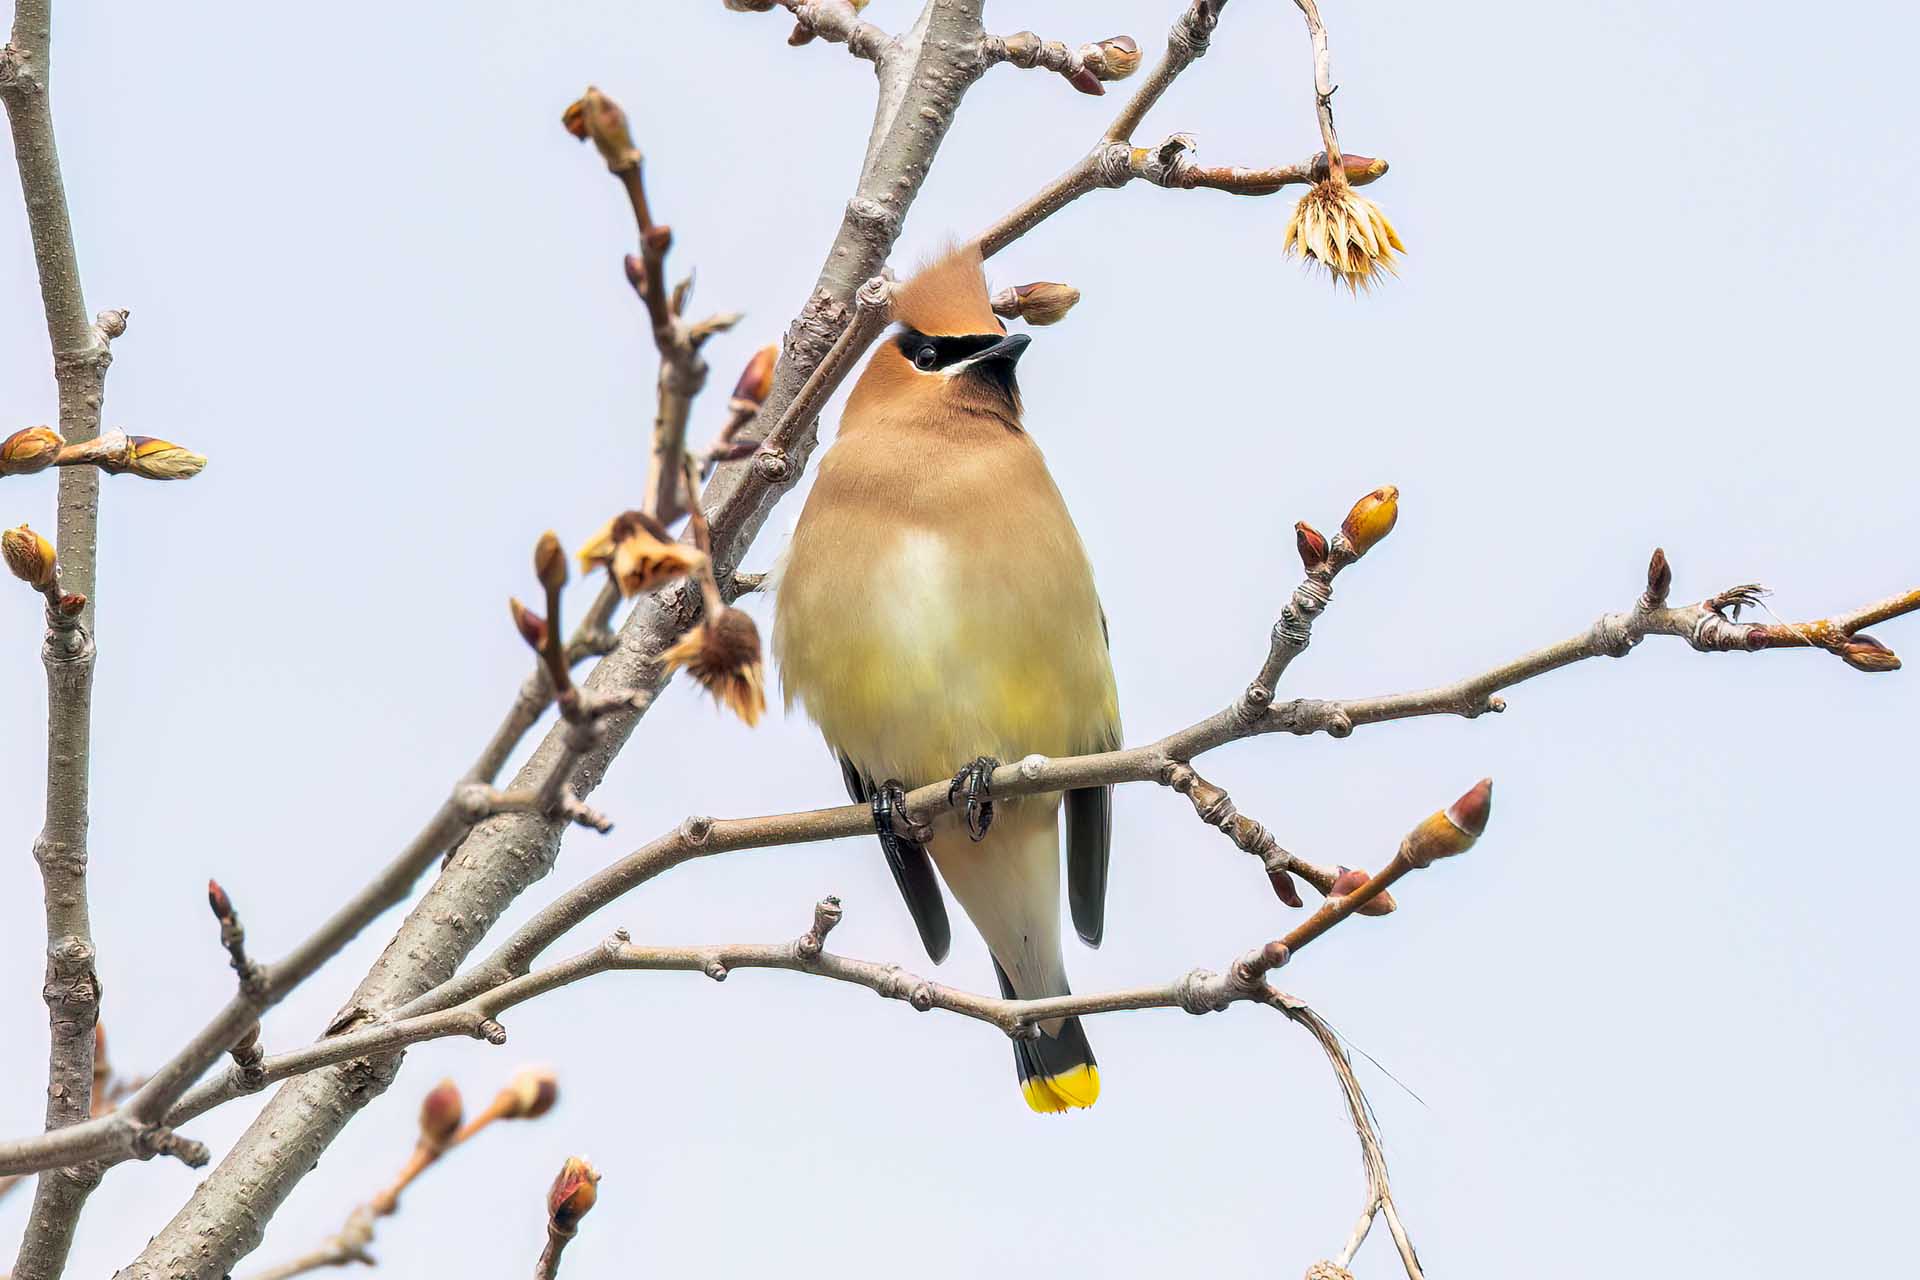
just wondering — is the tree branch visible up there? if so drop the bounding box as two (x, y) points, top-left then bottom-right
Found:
(3, 0), (119, 1270)
(110, 8), (995, 1274)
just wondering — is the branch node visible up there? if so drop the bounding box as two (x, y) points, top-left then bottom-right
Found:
(703, 958), (729, 982)
(679, 815), (714, 848)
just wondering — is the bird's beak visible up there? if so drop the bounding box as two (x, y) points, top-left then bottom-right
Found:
(963, 332), (1029, 398)
(974, 333), (1030, 369)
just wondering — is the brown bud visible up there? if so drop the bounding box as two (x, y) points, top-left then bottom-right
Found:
(232, 1022), (261, 1055)
(418, 1078), (464, 1147)
(1327, 867), (1396, 916)
(1294, 521), (1329, 573)
(1065, 65), (1105, 95)
(1332, 153), (1389, 186)
(93, 1021), (110, 1087)
(207, 878), (234, 924)
(1084, 35), (1141, 81)
(1839, 634), (1901, 673)
(1446, 777), (1494, 837)
(561, 86), (641, 172)
(662, 606), (767, 727)
(547, 1156), (601, 1233)
(729, 343), (779, 414)
(1340, 485), (1399, 557)
(1646, 547), (1672, 604)
(56, 593), (86, 618)
(509, 597), (549, 652)
(0, 425), (63, 476)
(3, 524), (56, 589)
(722, 0), (779, 11)
(124, 437), (208, 480)
(501, 1066), (559, 1120)
(1010, 281), (1081, 326)
(1267, 867), (1302, 909)
(534, 530), (568, 593)
(1402, 777), (1493, 868)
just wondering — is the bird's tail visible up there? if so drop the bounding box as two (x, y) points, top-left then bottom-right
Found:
(993, 958), (1099, 1113)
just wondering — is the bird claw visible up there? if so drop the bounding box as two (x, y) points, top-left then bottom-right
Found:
(946, 756), (1000, 842)
(872, 780), (927, 861)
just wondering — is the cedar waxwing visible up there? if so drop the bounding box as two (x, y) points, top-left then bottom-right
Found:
(774, 244), (1121, 1113)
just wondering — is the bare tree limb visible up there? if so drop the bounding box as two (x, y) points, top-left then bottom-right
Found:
(109, 9), (997, 1273)
(2, 0), (119, 1270)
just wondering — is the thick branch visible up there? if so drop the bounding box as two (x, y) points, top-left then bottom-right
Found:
(113, 6), (993, 1274)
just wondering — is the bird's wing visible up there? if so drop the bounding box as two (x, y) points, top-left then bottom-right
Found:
(1067, 613), (1120, 948)
(1066, 758), (1115, 949)
(838, 752), (953, 964)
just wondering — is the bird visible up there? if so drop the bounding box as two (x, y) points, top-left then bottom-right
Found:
(773, 243), (1120, 1113)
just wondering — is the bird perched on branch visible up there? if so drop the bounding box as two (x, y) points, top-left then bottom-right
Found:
(774, 244), (1120, 1113)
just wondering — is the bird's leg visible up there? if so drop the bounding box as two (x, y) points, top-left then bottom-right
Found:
(872, 780), (927, 861)
(946, 756), (1001, 842)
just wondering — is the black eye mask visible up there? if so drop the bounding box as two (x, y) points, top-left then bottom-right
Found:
(894, 328), (1004, 372)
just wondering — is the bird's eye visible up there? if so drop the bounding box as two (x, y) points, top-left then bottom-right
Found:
(913, 345), (938, 370)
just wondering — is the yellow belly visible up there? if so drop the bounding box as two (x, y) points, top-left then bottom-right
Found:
(776, 523), (1118, 788)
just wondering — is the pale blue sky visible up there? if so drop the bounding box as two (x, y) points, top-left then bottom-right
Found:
(4, 2), (1917, 1276)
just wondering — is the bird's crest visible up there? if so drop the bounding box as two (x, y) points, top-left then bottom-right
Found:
(892, 243), (1003, 338)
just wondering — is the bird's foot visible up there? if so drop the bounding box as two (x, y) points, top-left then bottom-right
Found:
(946, 756), (1001, 842)
(872, 779), (928, 860)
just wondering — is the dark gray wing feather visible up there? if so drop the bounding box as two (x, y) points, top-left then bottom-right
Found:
(837, 752), (952, 964)
(1066, 783), (1111, 948)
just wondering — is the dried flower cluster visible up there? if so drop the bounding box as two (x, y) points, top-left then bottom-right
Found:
(1283, 179), (1405, 292)
(578, 510), (705, 597)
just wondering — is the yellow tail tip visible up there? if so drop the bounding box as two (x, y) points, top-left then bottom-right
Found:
(1021, 1064), (1100, 1113)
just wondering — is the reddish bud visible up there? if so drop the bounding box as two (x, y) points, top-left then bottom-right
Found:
(509, 597), (549, 652)
(1267, 867), (1302, 908)
(1840, 634), (1901, 673)
(1646, 547), (1672, 603)
(1065, 66), (1105, 95)
(1328, 868), (1369, 897)
(56, 593), (86, 617)
(419, 1078), (464, 1147)
(1294, 521), (1329, 573)
(1446, 777), (1494, 838)
(547, 1156), (601, 1232)
(207, 878), (234, 923)
(729, 343), (779, 414)
(500, 1066), (559, 1120)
